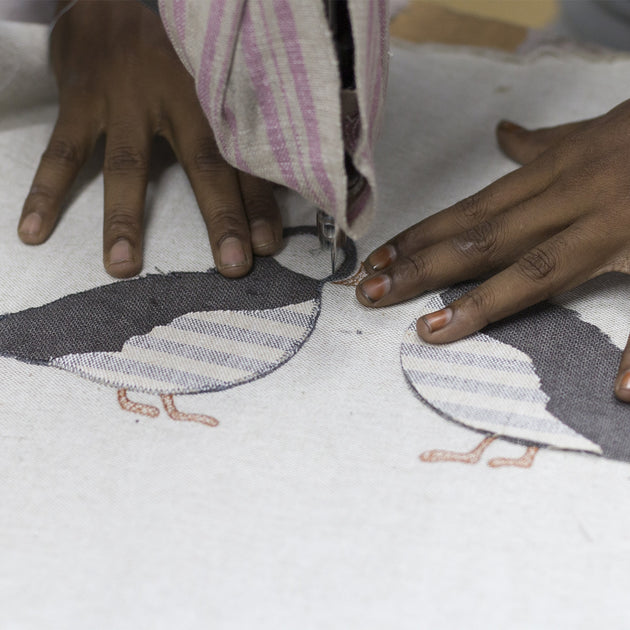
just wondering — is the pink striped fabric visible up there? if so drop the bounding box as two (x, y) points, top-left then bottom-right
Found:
(158, 0), (389, 238)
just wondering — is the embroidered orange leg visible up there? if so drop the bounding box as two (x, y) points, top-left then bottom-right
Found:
(333, 262), (368, 286)
(488, 446), (539, 469)
(160, 394), (219, 427)
(420, 435), (497, 464)
(117, 389), (160, 417)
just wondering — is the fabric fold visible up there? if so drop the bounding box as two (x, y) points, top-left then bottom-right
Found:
(158, 0), (389, 237)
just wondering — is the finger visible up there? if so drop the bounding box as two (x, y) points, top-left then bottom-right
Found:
(496, 119), (590, 165)
(414, 221), (614, 344)
(615, 336), (630, 403)
(102, 118), (151, 278)
(19, 115), (94, 244)
(357, 185), (576, 308)
(171, 114), (252, 278)
(238, 171), (283, 256)
(363, 151), (559, 274)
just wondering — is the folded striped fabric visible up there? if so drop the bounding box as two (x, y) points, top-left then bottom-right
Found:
(158, 0), (390, 237)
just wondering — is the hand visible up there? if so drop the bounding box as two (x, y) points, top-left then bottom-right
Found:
(356, 100), (630, 402)
(18, 0), (282, 278)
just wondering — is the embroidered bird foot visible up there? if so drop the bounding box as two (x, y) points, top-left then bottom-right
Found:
(420, 436), (497, 465)
(160, 394), (219, 427)
(420, 436), (538, 468)
(118, 388), (160, 417)
(488, 446), (539, 469)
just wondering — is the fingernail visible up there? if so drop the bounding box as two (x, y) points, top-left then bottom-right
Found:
(20, 213), (42, 236)
(498, 120), (524, 132)
(219, 237), (247, 267)
(422, 308), (453, 333)
(110, 239), (133, 264)
(618, 371), (630, 391)
(250, 221), (275, 249)
(366, 244), (396, 271)
(359, 274), (391, 303)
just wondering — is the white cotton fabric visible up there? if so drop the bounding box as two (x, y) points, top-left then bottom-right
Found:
(4, 20), (630, 630)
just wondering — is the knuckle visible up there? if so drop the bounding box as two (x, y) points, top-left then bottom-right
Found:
(548, 133), (585, 174)
(462, 287), (495, 323)
(398, 253), (431, 284)
(243, 192), (274, 218)
(26, 183), (55, 204)
(188, 139), (225, 174)
(517, 246), (558, 282)
(453, 221), (501, 259)
(24, 193), (53, 217)
(24, 182), (63, 217)
(42, 137), (83, 168)
(104, 206), (142, 236)
(106, 145), (148, 174)
(204, 204), (246, 233)
(559, 130), (585, 154)
(454, 191), (488, 227)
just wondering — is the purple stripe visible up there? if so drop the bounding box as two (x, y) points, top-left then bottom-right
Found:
(196, 0), (227, 116)
(376, 0), (389, 123)
(173, 0), (187, 43)
(214, 4), (247, 123)
(347, 182), (370, 224)
(367, 0), (381, 148)
(241, 5), (300, 191)
(54, 353), (228, 394)
(196, 1), (246, 153)
(223, 105), (247, 171)
(258, 4), (322, 205)
(273, 0), (338, 209)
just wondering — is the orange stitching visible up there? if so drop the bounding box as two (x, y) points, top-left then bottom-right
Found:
(118, 388), (160, 418)
(488, 446), (539, 469)
(160, 394), (219, 427)
(333, 262), (368, 287)
(421, 436), (538, 469)
(420, 435), (496, 464)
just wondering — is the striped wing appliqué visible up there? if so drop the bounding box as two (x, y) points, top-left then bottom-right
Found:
(52, 300), (319, 395)
(400, 296), (601, 454)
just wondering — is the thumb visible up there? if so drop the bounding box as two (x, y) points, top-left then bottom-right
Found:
(496, 119), (589, 165)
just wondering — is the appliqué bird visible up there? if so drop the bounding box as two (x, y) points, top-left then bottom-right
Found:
(401, 280), (630, 468)
(0, 226), (356, 426)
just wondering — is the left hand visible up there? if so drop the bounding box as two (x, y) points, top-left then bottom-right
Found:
(18, 0), (282, 279)
(356, 100), (630, 402)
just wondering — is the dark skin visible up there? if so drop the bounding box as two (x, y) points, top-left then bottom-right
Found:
(18, 1), (630, 404)
(18, 0), (283, 278)
(357, 102), (630, 403)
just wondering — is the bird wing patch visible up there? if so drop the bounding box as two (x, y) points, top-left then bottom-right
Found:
(401, 294), (602, 455)
(51, 299), (320, 395)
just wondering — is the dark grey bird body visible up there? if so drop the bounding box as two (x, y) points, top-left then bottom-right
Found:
(0, 255), (322, 364)
(438, 283), (630, 463)
(0, 226), (357, 400)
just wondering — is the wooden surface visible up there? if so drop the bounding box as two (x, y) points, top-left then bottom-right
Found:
(391, 0), (558, 51)
(419, 0), (557, 27)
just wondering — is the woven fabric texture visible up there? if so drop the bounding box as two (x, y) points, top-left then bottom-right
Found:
(157, 0), (390, 237)
(3, 19), (630, 630)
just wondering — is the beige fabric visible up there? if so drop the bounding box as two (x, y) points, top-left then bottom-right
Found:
(158, 0), (390, 237)
(2, 19), (630, 630)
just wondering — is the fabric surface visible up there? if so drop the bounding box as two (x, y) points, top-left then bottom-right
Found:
(0, 226), (357, 396)
(5, 19), (630, 630)
(401, 308), (604, 454)
(157, 0), (389, 237)
(402, 279), (630, 459)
